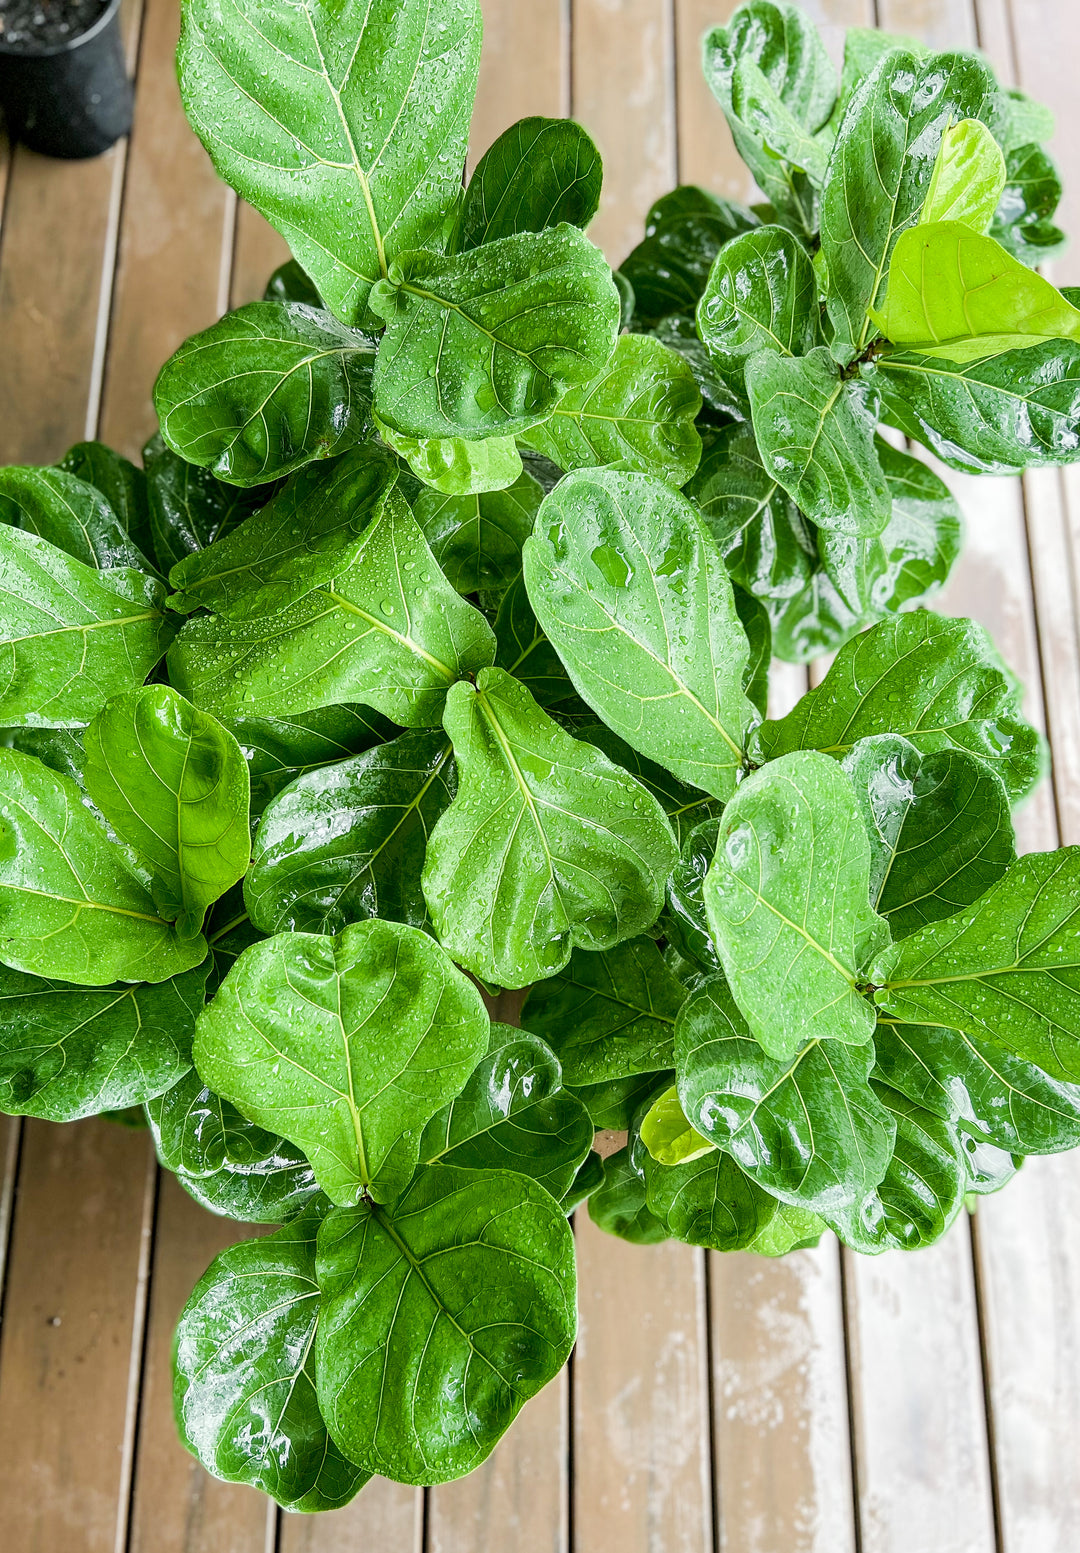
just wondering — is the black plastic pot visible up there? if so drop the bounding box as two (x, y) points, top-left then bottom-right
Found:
(0, 0), (132, 159)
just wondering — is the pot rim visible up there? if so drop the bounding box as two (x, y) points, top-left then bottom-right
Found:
(0, 0), (123, 60)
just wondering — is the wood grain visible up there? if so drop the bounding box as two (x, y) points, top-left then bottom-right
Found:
(279, 1480), (423, 1553)
(230, 206), (290, 311)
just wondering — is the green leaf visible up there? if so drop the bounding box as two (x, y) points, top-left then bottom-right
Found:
(0, 727), (86, 790)
(861, 435), (962, 609)
(640, 1085), (716, 1165)
(751, 611), (1045, 804)
(676, 975), (895, 1212)
(830, 30), (924, 133)
(368, 227), (620, 441)
(734, 584), (772, 716)
(455, 116), (602, 250)
(142, 434), (274, 573)
(873, 849), (1080, 1084)
(245, 728), (456, 935)
(177, 0), (482, 325)
(423, 668), (677, 987)
(169, 492), (496, 726)
(919, 119), (1005, 232)
(746, 347), (890, 535)
(621, 186), (760, 325)
(562, 1149), (604, 1212)
(588, 1146), (669, 1244)
(168, 1142), (320, 1227)
(0, 527), (173, 727)
(960, 1129), (1019, 1197)
(58, 441), (153, 560)
(871, 223), (1080, 362)
(664, 817), (723, 976)
(570, 720), (721, 849)
(644, 1146), (779, 1251)
(0, 962), (206, 1121)
(521, 937), (686, 1085)
(413, 468), (542, 594)
(521, 333), (702, 485)
(376, 419), (524, 496)
(872, 1018), (1080, 1158)
(685, 420), (798, 549)
(148, 1066), (302, 1177)
(744, 1201), (825, 1256)
(0, 465), (149, 572)
(990, 142), (1067, 267)
(168, 449), (398, 618)
(419, 1022), (593, 1197)
(1000, 87), (1054, 153)
(174, 1200), (368, 1510)
(84, 687), (250, 938)
(820, 47), (1001, 350)
(842, 735), (1015, 939)
(730, 59), (833, 187)
(154, 303), (377, 485)
(0, 749), (208, 985)
(193, 919), (489, 1205)
(264, 260), (323, 309)
(697, 226), (818, 386)
(226, 704), (395, 818)
(315, 1164), (576, 1484)
(652, 313), (746, 418)
(569, 1070), (673, 1131)
(877, 338), (1080, 475)
(704, 750), (888, 1060)
(492, 573), (579, 709)
(524, 466), (757, 800)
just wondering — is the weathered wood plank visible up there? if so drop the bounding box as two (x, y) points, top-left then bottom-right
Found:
(230, 206), (290, 310)
(279, 1481), (423, 1553)
(1007, 0), (1080, 286)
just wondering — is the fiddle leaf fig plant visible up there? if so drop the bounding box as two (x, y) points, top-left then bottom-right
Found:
(5, 0), (1080, 1515)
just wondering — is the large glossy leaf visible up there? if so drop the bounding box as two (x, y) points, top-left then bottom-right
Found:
(729, 58), (833, 189)
(521, 937), (687, 1085)
(842, 735), (1015, 939)
(664, 817), (723, 975)
(819, 48), (1000, 350)
(521, 334), (702, 485)
(376, 419), (523, 497)
(168, 450), (397, 618)
(368, 227), (620, 440)
(245, 728), (455, 935)
(142, 434), (274, 573)
(644, 1146), (779, 1251)
(0, 962), (206, 1121)
(0, 465), (148, 572)
(874, 849), (1080, 1083)
(455, 116), (602, 250)
(639, 1085), (717, 1166)
(877, 338), (1080, 474)
(685, 419), (798, 549)
(419, 1023), (592, 1197)
(620, 186), (760, 325)
(58, 441), (153, 560)
(413, 468), (542, 594)
(697, 226), (818, 384)
(752, 611), (1045, 803)
(174, 1201), (368, 1510)
(0, 749), (208, 985)
(194, 919), (489, 1205)
(571, 720), (721, 850)
(226, 704), (395, 818)
(524, 467), (756, 800)
(169, 492), (495, 726)
(155, 304), (378, 486)
(84, 687), (249, 938)
(172, 1147), (320, 1225)
(422, 668), (677, 987)
(704, 750), (888, 1060)
(872, 223), (1080, 362)
(919, 119), (1005, 232)
(316, 1166), (575, 1484)
(0, 527), (173, 727)
(589, 1146), (669, 1244)
(746, 347), (890, 535)
(990, 142), (1067, 267)
(177, 0), (481, 325)
(677, 975), (894, 1212)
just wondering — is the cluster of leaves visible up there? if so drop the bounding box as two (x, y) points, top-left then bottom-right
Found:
(2, 0), (1080, 1518)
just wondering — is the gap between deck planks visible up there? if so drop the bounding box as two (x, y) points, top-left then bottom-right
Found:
(1, 2), (1080, 1552)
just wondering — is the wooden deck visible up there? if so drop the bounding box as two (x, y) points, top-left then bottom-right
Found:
(1, 1), (1079, 1549)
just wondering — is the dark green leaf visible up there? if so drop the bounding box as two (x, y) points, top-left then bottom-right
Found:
(492, 573), (579, 709)
(733, 583), (772, 716)
(570, 720), (721, 850)
(414, 468), (542, 594)
(58, 441), (153, 560)
(142, 433), (274, 573)
(455, 116), (602, 250)
(148, 1066), (301, 1177)
(664, 817), (723, 975)
(990, 142), (1066, 267)
(568, 1070), (673, 1131)
(0, 464), (150, 573)
(170, 1145), (320, 1227)
(621, 186), (760, 326)
(562, 1149), (604, 1213)
(227, 704), (396, 818)
(644, 1147), (778, 1251)
(264, 260), (323, 309)
(686, 419), (801, 550)
(588, 1146), (669, 1243)
(697, 225), (818, 384)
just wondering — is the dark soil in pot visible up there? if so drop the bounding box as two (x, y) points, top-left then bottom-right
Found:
(0, 0), (132, 158)
(0, 0), (108, 50)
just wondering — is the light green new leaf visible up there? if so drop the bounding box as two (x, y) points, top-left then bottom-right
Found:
(414, 468), (542, 594)
(644, 1146), (779, 1251)
(588, 1147), (669, 1244)
(520, 937), (687, 1085)
(0, 465), (149, 572)
(169, 492), (496, 726)
(872, 223), (1080, 362)
(422, 668), (677, 988)
(455, 116), (602, 250)
(376, 418), (523, 496)
(315, 1166), (576, 1485)
(620, 186), (761, 325)
(676, 975), (895, 1212)
(245, 729), (456, 935)
(697, 226), (818, 383)
(0, 526), (173, 727)
(746, 347), (891, 535)
(820, 48), (1001, 350)
(177, 0), (481, 325)
(168, 450), (398, 618)
(523, 467), (757, 800)
(174, 1201), (368, 1511)
(419, 1023), (593, 1198)
(193, 919), (489, 1205)
(752, 611), (1045, 804)
(873, 848), (1080, 1083)
(84, 686), (250, 938)
(368, 226), (620, 440)
(919, 119), (1005, 232)
(0, 962), (207, 1121)
(155, 303), (378, 486)
(521, 333), (702, 485)
(640, 1085), (716, 1166)
(704, 750), (889, 1060)
(0, 749), (208, 985)
(226, 704), (395, 819)
(842, 735), (1015, 939)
